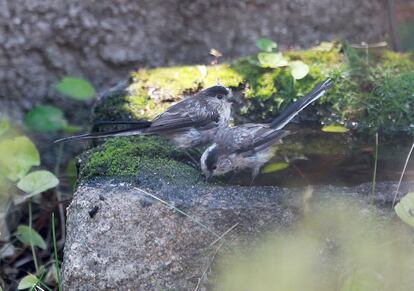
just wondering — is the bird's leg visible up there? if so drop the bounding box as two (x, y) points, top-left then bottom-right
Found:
(189, 147), (202, 156)
(249, 167), (261, 186)
(184, 150), (201, 169)
(228, 171), (238, 184)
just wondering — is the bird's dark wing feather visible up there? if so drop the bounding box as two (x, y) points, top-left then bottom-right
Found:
(217, 124), (272, 151)
(148, 97), (221, 132)
(239, 129), (290, 157)
(217, 124), (288, 155)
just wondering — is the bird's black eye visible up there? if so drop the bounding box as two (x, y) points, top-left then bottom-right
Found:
(216, 94), (223, 100)
(212, 165), (217, 170)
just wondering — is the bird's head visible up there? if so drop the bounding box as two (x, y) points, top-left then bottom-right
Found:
(201, 85), (234, 103)
(201, 144), (234, 178)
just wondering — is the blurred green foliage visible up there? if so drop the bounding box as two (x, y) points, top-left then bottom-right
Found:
(216, 199), (414, 291)
(55, 76), (96, 101)
(24, 105), (68, 133)
(24, 76), (95, 134)
(255, 38), (309, 80)
(395, 192), (414, 228)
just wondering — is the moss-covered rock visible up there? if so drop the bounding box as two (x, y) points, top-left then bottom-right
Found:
(78, 136), (202, 185)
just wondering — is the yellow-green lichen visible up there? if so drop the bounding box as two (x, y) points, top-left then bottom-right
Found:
(122, 64), (244, 120)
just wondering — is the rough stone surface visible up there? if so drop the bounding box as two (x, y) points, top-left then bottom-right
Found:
(62, 176), (414, 290)
(1, 0), (391, 116)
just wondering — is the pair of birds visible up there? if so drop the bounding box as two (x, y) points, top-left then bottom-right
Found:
(56, 78), (333, 181)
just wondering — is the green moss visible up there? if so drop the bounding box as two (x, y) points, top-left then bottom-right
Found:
(79, 136), (201, 183)
(228, 47), (343, 121)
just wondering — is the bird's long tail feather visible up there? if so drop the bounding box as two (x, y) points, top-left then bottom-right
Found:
(54, 121), (152, 143)
(93, 120), (152, 127)
(270, 78), (333, 130)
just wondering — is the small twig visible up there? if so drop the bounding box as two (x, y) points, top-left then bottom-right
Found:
(195, 224), (239, 291)
(54, 143), (66, 242)
(209, 223), (239, 247)
(133, 187), (221, 239)
(194, 240), (227, 291)
(28, 199), (39, 273)
(51, 213), (62, 291)
(392, 142), (414, 207)
(371, 133), (379, 199)
(350, 42), (387, 49)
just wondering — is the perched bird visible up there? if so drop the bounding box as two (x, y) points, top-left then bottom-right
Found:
(200, 78), (333, 182)
(55, 85), (234, 149)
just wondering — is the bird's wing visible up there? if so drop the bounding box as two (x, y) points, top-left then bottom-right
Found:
(222, 124), (289, 155)
(217, 124), (272, 152)
(149, 97), (221, 132)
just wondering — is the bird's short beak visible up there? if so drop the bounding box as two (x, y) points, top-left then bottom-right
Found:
(228, 93), (237, 103)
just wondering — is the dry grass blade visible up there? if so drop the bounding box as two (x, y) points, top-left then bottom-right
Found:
(194, 224), (239, 291)
(209, 223), (239, 248)
(392, 141), (414, 207)
(133, 187), (221, 239)
(194, 240), (226, 291)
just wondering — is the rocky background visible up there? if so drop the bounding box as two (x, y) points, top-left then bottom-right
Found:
(3, 0), (412, 120)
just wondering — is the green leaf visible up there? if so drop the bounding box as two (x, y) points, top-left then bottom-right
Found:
(17, 170), (59, 196)
(340, 269), (383, 291)
(0, 136), (40, 181)
(289, 61), (310, 80)
(322, 125), (349, 133)
(395, 192), (414, 228)
(16, 225), (47, 250)
(0, 118), (9, 137)
(55, 76), (96, 100)
(261, 162), (289, 174)
(258, 52), (288, 68)
(24, 105), (68, 133)
(256, 38), (277, 52)
(18, 274), (39, 290)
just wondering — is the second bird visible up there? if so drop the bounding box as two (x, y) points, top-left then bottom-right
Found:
(200, 78), (333, 182)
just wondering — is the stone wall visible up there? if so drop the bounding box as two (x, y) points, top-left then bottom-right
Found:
(0, 0), (391, 118)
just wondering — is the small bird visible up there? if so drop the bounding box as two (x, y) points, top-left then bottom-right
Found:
(55, 85), (234, 149)
(200, 78), (333, 182)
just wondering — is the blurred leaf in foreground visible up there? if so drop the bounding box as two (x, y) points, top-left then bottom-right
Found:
(17, 170), (59, 197)
(289, 61), (309, 80)
(340, 269), (384, 291)
(16, 225), (47, 250)
(55, 76), (96, 100)
(395, 192), (414, 228)
(17, 274), (38, 290)
(258, 52), (288, 68)
(24, 105), (68, 133)
(0, 136), (40, 181)
(216, 200), (414, 291)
